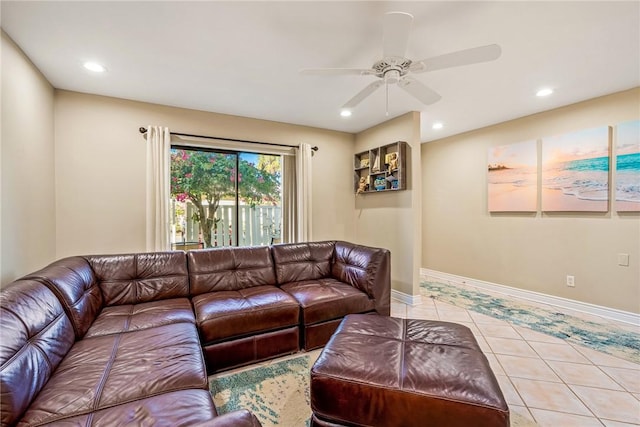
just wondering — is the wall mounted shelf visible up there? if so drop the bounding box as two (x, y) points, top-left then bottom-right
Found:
(354, 141), (407, 194)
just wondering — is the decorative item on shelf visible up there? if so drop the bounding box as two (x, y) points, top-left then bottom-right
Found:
(356, 177), (367, 194)
(386, 152), (398, 171)
(360, 158), (370, 168)
(386, 174), (398, 189)
(372, 153), (380, 172)
(374, 175), (386, 191)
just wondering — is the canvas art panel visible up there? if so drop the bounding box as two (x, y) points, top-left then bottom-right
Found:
(487, 140), (537, 212)
(541, 126), (610, 212)
(615, 120), (640, 212)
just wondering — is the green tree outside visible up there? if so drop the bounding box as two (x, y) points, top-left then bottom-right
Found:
(171, 148), (280, 248)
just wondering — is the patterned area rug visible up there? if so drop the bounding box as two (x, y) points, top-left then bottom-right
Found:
(420, 280), (640, 364)
(209, 352), (537, 427)
(210, 354), (314, 427)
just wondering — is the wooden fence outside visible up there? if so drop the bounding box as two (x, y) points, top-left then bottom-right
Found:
(172, 202), (281, 248)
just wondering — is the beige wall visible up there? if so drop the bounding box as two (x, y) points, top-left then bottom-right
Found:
(1, 32), (56, 285)
(422, 88), (640, 313)
(355, 112), (422, 295)
(54, 90), (355, 258)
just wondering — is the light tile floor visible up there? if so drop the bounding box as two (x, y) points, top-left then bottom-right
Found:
(392, 294), (640, 426)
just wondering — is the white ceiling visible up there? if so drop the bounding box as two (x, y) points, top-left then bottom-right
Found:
(2, 1), (639, 142)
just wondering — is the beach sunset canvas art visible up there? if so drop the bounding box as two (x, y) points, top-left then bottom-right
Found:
(542, 126), (610, 212)
(487, 140), (537, 212)
(615, 120), (640, 212)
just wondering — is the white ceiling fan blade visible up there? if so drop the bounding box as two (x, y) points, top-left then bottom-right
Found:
(383, 11), (413, 58)
(398, 76), (441, 105)
(410, 44), (502, 73)
(300, 68), (376, 76)
(342, 80), (384, 109)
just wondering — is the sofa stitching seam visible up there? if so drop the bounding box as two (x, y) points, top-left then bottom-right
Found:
(92, 334), (122, 411)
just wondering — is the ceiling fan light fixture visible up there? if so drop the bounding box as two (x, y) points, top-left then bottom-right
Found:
(340, 109), (352, 117)
(384, 69), (401, 84)
(536, 88), (553, 97)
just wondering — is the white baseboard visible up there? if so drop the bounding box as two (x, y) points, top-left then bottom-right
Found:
(391, 289), (423, 306)
(421, 268), (640, 326)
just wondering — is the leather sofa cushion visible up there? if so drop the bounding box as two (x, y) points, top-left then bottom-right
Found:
(271, 241), (334, 284)
(87, 252), (189, 306)
(23, 390), (218, 427)
(24, 256), (102, 339)
(332, 241), (385, 299)
(0, 280), (76, 427)
(280, 278), (375, 325)
(193, 285), (299, 343)
(332, 241), (391, 316)
(19, 322), (207, 425)
(84, 297), (195, 338)
(188, 246), (276, 294)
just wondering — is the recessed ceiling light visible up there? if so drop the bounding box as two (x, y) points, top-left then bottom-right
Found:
(340, 110), (352, 117)
(432, 122), (443, 130)
(83, 62), (106, 73)
(536, 88), (553, 97)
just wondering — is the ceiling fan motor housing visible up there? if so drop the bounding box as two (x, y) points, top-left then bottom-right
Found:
(374, 57), (411, 84)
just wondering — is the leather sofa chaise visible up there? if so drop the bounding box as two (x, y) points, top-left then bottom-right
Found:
(0, 241), (391, 426)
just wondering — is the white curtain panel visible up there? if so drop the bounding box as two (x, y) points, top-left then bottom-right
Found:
(296, 143), (313, 242)
(145, 125), (171, 251)
(281, 155), (297, 243)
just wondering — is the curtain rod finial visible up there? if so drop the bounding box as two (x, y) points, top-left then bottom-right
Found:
(139, 127), (147, 134)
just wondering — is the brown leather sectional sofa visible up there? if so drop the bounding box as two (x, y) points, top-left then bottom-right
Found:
(0, 241), (390, 426)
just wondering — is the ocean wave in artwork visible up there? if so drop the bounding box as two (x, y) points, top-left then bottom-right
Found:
(616, 152), (640, 203)
(543, 156), (610, 202)
(487, 166), (536, 188)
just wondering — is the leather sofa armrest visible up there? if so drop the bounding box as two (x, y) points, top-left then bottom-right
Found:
(331, 241), (391, 316)
(189, 410), (262, 427)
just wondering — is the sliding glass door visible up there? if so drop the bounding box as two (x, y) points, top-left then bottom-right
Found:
(170, 146), (281, 249)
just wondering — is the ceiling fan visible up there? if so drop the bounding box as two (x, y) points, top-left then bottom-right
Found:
(301, 12), (502, 114)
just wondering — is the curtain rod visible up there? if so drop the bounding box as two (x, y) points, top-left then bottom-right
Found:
(138, 127), (318, 152)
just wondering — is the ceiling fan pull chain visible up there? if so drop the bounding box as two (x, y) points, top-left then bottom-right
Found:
(385, 76), (389, 116)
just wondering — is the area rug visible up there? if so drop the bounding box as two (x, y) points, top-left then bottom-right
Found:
(209, 353), (537, 427)
(420, 280), (640, 364)
(210, 354), (314, 427)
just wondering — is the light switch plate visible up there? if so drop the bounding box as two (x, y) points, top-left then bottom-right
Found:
(618, 253), (630, 267)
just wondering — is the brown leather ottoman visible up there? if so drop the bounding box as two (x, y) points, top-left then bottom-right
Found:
(310, 314), (509, 427)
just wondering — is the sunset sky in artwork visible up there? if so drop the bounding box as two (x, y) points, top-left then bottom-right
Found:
(542, 127), (610, 164)
(617, 120), (640, 155)
(488, 140), (537, 168)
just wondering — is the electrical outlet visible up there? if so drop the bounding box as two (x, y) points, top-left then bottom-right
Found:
(618, 253), (630, 267)
(566, 275), (575, 287)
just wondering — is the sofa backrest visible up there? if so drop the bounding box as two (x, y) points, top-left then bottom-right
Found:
(271, 241), (335, 285)
(0, 280), (76, 427)
(187, 246), (276, 295)
(24, 256), (102, 339)
(86, 252), (190, 306)
(332, 241), (391, 315)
